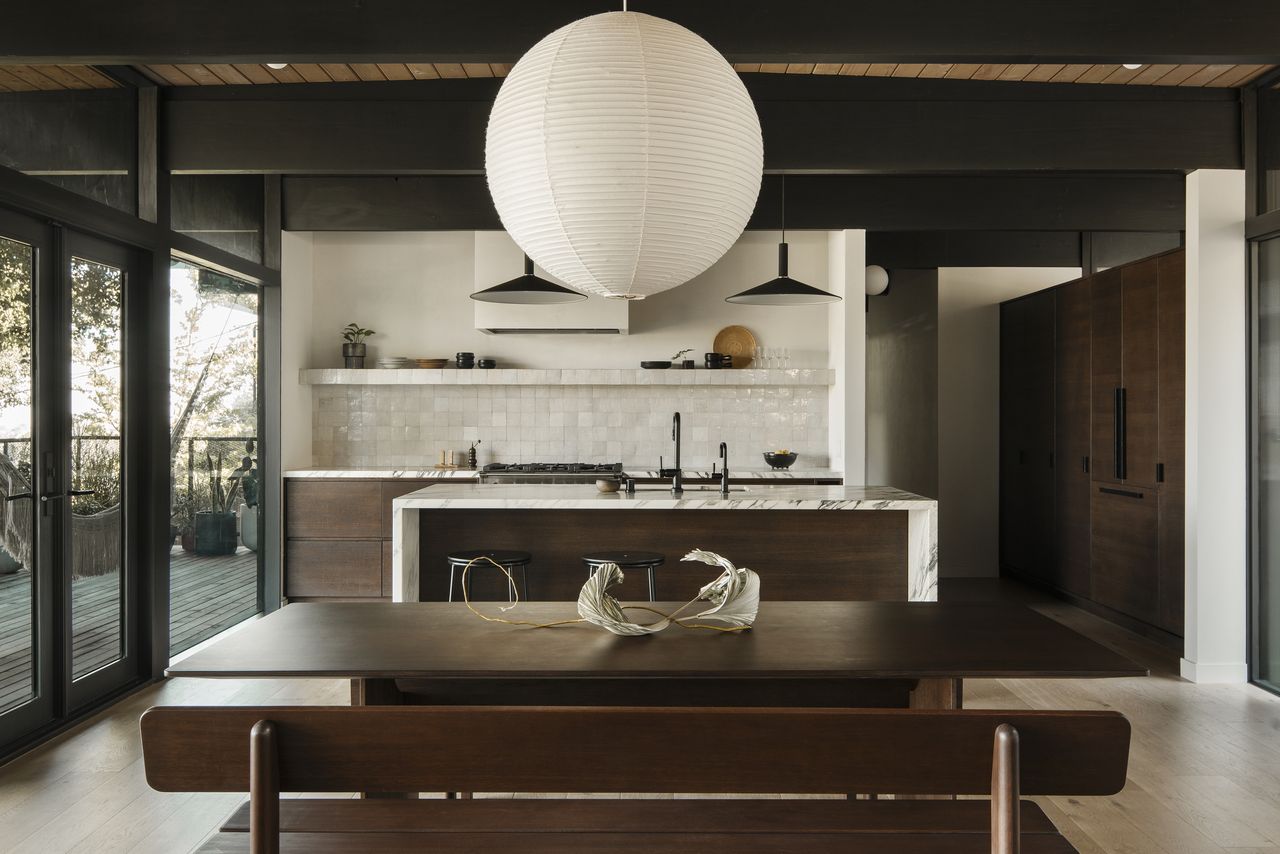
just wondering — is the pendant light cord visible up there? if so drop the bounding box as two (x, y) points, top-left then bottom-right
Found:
(780, 174), (787, 243)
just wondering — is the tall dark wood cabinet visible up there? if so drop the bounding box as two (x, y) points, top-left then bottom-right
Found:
(999, 290), (1056, 584)
(1000, 249), (1185, 640)
(1053, 278), (1093, 598)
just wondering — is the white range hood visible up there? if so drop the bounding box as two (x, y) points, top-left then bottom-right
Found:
(473, 232), (629, 334)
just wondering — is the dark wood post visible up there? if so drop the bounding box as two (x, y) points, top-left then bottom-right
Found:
(990, 723), (1020, 854)
(249, 720), (280, 854)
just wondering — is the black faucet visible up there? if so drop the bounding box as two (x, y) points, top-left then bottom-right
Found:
(671, 412), (684, 495)
(719, 441), (730, 497)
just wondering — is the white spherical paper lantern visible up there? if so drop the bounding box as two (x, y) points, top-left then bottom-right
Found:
(485, 11), (764, 300)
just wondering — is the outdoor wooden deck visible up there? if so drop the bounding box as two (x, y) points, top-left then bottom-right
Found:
(0, 547), (257, 713)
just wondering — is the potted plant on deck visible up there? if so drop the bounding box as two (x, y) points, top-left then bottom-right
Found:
(342, 323), (375, 368)
(194, 450), (242, 556)
(173, 494), (197, 553)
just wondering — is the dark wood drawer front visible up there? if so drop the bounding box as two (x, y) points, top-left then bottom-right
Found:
(381, 480), (438, 538)
(287, 540), (382, 598)
(286, 480), (381, 539)
(1091, 486), (1159, 626)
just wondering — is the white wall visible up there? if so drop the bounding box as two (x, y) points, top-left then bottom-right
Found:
(305, 230), (831, 369)
(280, 231), (314, 470)
(1183, 169), (1248, 684)
(828, 230), (867, 483)
(937, 266), (1082, 577)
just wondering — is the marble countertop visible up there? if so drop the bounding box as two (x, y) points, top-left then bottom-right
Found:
(285, 467), (840, 480)
(393, 483), (934, 511)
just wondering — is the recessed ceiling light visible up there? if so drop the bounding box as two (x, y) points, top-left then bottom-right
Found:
(266, 63), (289, 70)
(1122, 63), (1143, 70)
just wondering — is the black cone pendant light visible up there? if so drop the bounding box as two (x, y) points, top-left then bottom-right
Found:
(726, 177), (842, 306)
(471, 255), (587, 304)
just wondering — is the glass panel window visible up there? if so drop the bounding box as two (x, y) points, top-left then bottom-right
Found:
(169, 260), (261, 655)
(0, 235), (36, 712)
(68, 256), (125, 680)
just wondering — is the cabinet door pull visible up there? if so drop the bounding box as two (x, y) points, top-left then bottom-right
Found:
(1100, 486), (1144, 499)
(1156, 462), (1165, 483)
(1112, 388), (1122, 479)
(1083, 456), (1090, 473)
(1118, 387), (1128, 480)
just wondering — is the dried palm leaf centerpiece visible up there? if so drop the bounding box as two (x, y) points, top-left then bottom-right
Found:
(460, 549), (760, 636)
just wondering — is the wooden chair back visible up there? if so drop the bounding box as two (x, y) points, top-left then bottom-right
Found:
(142, 705), (1129, 796)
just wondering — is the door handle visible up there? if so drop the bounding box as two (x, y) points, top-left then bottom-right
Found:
(1100, 486), (1144, 499)
(1117, 387), (1128, 480)
(1112, 388), (1122, 479)
(40, 489), (96, 503)
(4, 492), (32, 502)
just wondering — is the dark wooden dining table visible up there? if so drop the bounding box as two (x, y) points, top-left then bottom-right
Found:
(167, 600), (1146, 711)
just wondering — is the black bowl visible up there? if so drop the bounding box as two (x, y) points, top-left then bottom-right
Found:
(640, 360), (672, 369)
(763, 452), (798, 469)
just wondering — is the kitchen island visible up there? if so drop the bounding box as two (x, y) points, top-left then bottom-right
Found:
(392, 484), (936, 604)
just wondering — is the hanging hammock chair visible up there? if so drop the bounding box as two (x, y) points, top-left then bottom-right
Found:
(1, 452), (122, 579)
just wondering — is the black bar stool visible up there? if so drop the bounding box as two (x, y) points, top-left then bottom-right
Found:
(446, 549), (532, 603)
(581, 551), (665, 602)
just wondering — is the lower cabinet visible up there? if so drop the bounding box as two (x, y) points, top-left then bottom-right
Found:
(1090, 485), (1160, 627)
(285, 478), (454, 601)
(286, 540), (383, 598)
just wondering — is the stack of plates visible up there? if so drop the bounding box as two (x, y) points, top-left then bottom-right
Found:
(415, 358), (449, 368)
(375, 357), (411, 369)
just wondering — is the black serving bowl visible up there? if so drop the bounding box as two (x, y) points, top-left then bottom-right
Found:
(640, 360), (672, 369)
(763, 451), (799, 469)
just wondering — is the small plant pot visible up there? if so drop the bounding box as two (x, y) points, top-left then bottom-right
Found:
(194, 511), (239, 556)
(180, 529), (196, 554)
(342, 342), (367, 369)
(240, 505), (259, 553)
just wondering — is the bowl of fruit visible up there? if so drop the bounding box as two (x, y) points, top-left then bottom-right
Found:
(762, 450), (798, 469)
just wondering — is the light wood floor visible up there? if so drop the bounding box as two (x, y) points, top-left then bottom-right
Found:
(1, 580), (1278, 854)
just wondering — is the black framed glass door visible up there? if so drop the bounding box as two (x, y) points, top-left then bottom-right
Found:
(0, 209), (142, 750)
(1254, 234), (1280, 695)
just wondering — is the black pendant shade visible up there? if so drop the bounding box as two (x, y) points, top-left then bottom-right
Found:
(726, 242), (842, 305)
(471, 255), (587, 304)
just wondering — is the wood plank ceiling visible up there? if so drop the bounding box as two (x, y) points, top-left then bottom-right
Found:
(0, 61), (1273, 92)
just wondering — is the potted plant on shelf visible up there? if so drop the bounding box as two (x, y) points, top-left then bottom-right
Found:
(342, 323), (375, 368)
(194, 449), (242, 556)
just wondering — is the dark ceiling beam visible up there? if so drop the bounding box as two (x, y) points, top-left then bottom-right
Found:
(4, 1), (1280, 64)
(165, 76), (1240, 174)
(282, 173), (1185, 233)
(866, 230), (1183, 269)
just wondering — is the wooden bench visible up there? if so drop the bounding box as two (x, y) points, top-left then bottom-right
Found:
(140, 705), (1131, 853)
